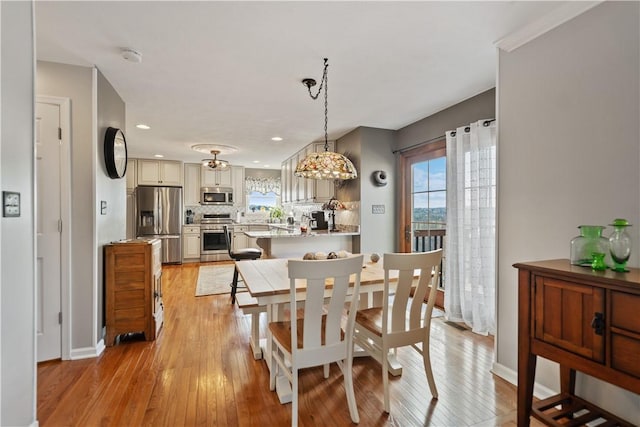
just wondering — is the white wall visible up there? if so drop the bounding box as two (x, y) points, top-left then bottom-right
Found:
(1, 2), (37, 425)
(497, 2), (639, 421)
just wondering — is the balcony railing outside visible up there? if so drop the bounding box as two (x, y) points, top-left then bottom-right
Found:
(412, 223), (446, 288)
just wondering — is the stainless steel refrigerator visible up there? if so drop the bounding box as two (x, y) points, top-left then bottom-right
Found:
(136, 186), (183, 264)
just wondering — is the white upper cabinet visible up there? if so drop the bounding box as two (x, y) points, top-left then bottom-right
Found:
(137, 159), (183, 186)
(125, 158), (137, 190)
(231, 166), (245, 207)
(201, 166), (232, 187)
(183, 163), (201, 206)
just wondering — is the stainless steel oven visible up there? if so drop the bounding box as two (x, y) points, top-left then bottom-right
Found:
(200, 214), (232, 262)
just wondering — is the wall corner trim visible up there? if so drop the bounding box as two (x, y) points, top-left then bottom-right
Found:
(495, 1), (603, 52)
(69, 339), (105, 360)
(491, 362), (557, 400)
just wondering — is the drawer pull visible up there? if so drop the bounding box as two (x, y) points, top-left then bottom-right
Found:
(591, 312), (604, 335)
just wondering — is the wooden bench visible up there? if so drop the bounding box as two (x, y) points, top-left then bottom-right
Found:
(235, 292), (266, 359)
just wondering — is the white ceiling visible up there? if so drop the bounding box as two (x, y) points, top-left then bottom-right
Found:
(35, 1), (567, 168)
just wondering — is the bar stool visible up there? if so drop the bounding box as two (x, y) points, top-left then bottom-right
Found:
(223, 225), (261, 304)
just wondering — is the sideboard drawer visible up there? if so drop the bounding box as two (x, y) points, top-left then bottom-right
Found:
(611, 291), (640, 333)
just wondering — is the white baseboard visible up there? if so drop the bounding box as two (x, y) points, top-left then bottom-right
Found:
(492, 362), (556, 400)
(69, 339), (105, 360)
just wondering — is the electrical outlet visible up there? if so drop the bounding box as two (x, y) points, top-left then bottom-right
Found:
(372, 204), (385, 214)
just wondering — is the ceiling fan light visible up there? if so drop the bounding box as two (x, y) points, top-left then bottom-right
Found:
(202, 150), (230, 169)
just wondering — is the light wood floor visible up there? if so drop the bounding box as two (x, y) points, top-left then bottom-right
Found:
(38, 262), (543, 426)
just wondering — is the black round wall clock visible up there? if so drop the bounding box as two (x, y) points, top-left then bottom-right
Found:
(104, 127), (128, 179)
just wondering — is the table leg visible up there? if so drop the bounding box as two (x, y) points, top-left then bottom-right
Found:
(265, 302), (292, 404)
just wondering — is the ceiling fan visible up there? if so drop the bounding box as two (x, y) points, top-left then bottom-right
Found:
(201, 150), (229, 169)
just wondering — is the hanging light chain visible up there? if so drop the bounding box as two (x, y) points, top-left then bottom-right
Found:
(323, 59), (329, 152)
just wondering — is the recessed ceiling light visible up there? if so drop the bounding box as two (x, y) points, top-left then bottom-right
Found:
(252, 160), (260, 164)
(263, 165), (270, 168)
(136, 124), (150, 130)
(271, 137), (283, 141)
(154, 154), (164, 158)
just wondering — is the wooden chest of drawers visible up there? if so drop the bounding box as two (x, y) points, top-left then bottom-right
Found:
(514, 259), (639, 426)
(104, 238), (163, 346)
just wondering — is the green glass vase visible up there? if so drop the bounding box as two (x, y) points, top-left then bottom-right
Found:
(570, 225), (608, 267)
(609, 218), (632, 272)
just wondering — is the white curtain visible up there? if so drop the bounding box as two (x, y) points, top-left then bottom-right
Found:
(444, 120), (496, 335)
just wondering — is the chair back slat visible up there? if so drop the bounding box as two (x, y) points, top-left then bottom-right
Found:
(383, 250), (442, 334)
(288, 255), (364, 357)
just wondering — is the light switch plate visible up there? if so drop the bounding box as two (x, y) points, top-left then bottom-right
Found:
(100, 200), (107, 215)
(372, 204), (385, 214)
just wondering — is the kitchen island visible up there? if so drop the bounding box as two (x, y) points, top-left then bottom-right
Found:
(245, 225), (359, 259)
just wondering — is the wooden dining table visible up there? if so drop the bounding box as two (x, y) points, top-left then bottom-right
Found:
(235, 255), (406, 404)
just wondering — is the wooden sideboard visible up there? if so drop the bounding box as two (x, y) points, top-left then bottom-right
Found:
(514, 259), (639, 427)
(105, 238), (163, 346)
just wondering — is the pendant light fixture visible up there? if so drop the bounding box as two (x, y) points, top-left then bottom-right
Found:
(201, 150), (229, 169)
(295, 58), (357, 180)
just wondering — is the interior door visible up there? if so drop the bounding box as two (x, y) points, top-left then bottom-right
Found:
(36, 101), (62, 361)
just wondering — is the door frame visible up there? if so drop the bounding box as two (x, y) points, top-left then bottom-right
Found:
(36, 95), (72, 360)
(399, 139), (446, 309)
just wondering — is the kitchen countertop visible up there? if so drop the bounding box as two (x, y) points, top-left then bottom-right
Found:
(245, 226), (359, 239)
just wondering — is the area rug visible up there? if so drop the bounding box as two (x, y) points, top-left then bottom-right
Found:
(195, 265), (245, 297)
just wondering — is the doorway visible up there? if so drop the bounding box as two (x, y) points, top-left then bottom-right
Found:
(399, 139), (446, 307)
(35, 96), (71, 361)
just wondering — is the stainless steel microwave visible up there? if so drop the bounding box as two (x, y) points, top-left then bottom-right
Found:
(201, 187), (233, 205)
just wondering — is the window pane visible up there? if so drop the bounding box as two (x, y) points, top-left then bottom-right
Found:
(428, 191), (446, 229)
(412, 161), (429, 193)
(248, 191), (278, 212)
(429, 157), (446, 191)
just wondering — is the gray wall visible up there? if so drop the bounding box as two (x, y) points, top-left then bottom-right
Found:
(245, 168), (281, 180)
(1, 2), (37, 425)
(37, 61), (96, 351)
(96, 69), (126, 338)
(396, 88), (495, 151)
(497, 2), (639, 421)
(37, 62), (126, 354)
(337, 127), (396, 253)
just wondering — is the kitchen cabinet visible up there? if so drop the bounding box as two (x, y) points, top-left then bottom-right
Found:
(514, 259), (638, 427)
(281, 162), (289, 203)
(231, 166), (245, 207)
(232, 224), (268, 252)
(126, 189), (136, 239)
(182, 225), (201, 261)
(183, 163), (201, 206)
(137, 159), (182, 186)
(126, 158), (137, 190)
(201, 166), (231, 187)
(104, 238), (163, 346)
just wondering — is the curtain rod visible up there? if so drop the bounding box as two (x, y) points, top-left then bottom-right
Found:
(393, 119), (496, 154)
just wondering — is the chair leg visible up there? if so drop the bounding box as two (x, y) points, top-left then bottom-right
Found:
(344, 357), (360, 423)
(323, 363), (330, 379)
(230, 266), (239, 304)
(423, 336), (438, 399)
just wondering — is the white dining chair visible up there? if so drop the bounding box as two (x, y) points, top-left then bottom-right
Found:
(353, 250), (442, 413)
(268, 255), (364, 426)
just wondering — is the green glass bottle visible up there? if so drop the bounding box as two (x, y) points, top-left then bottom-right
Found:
(609, 218), (632, 272)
